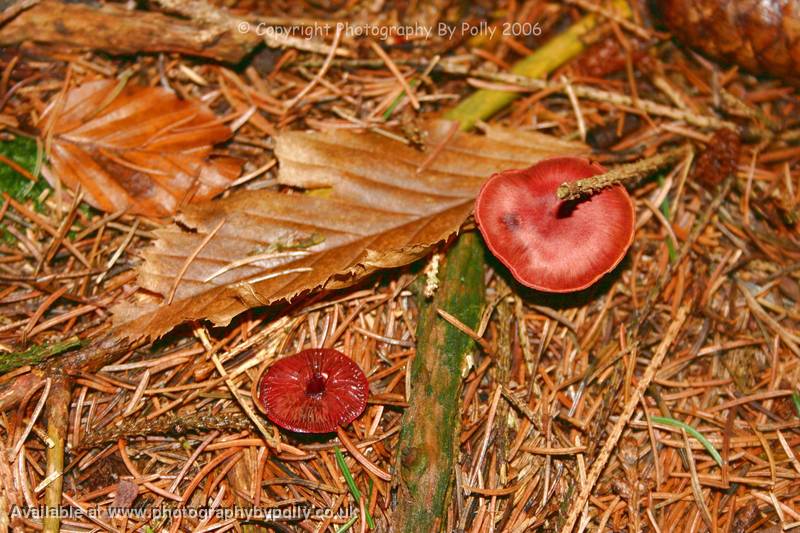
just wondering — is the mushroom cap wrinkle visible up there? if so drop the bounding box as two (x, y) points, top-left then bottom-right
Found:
(257, 348), (369, 434)
(475, 157), (635, 292)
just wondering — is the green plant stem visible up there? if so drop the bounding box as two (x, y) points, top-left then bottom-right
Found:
(335, 446), (375, 530)
(383, 79), (418, 120)
(335, 514), (359, 533)
(792, 391), (800, 419)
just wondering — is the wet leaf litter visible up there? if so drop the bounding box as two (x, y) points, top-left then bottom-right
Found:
(0, 0), (798, 531)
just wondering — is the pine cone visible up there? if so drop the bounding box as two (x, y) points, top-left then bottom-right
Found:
(656, 0), (800, 85)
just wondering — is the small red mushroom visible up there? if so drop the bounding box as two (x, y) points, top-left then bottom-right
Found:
(256, 348), (369, 433)
(475, 157), (635, 292)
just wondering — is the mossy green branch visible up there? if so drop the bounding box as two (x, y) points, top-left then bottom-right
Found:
(394, 233), (485, 531)
(0, 336), (83, 375)
(393, 4), (631, 531)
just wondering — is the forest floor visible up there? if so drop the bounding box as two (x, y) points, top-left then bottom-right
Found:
(0, 1), (799, 532)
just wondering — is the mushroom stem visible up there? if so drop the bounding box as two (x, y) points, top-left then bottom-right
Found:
(305, 373), (326, 397)
(556, 146), (691, 201)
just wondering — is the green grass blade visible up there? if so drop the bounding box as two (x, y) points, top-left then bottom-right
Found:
(658, 176), (677, 262)
(383, 79), (418, 120)
(334, 445), (375, 529)
(651, 416), (723, 466)
(336, 514), (360, 533)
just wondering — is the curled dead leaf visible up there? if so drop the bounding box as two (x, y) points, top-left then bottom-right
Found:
(112, 121), (587, 340)
(38, 79), (241, 217)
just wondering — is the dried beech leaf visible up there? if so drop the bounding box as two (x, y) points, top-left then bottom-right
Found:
(113, 121), (587, 340)
(38, 79), (241, 217)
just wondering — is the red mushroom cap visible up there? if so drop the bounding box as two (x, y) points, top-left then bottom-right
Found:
(475, 157), (635, 292)
(257, 348), (369, 433)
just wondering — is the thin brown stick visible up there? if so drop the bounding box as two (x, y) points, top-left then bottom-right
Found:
(416, 120), (459, 175)
(0, 153), (36, 181)
(369, 40), (420, 110)
(0, 0), (38, 24)
(0, 0), (260, 62)
(682, 428), (714, 530)
(564, 0), (653, 39)
(42, 378), (70, 533)
(285, 24), (343, 110)
(336, 427), (392, 481)
(436, 308), (493, 353)
(557, 146), (690, 200)
(208, 344), (287, 453)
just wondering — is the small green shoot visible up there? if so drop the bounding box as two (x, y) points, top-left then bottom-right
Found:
(334, 445), (374, 530)
(383, 79), (419, 120)
(335, 514), (360, 533)
(792, 391), (800, 419)
(657, 176), (677, 262)
(651, 416), (722, 466)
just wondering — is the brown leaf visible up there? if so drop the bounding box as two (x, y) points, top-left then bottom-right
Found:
(113, 121), (586, 340)
(39, 79), (241, 217)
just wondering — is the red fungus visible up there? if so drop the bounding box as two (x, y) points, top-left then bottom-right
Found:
(256, 348), (369, 433)
(475, 157), (635, 292)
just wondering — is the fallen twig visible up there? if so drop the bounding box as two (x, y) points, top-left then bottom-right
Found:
(0, 0), (260, 62)
(0, 336), (83, 374)
(556, 146), (691, 200)
(393, 233), (485, 531)
(42, 378), (70, 533)
(78, 409), (252, 449)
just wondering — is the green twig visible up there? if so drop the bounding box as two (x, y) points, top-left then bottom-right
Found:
(393, 233), (485, 531)
(0, 336), (83, 375)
